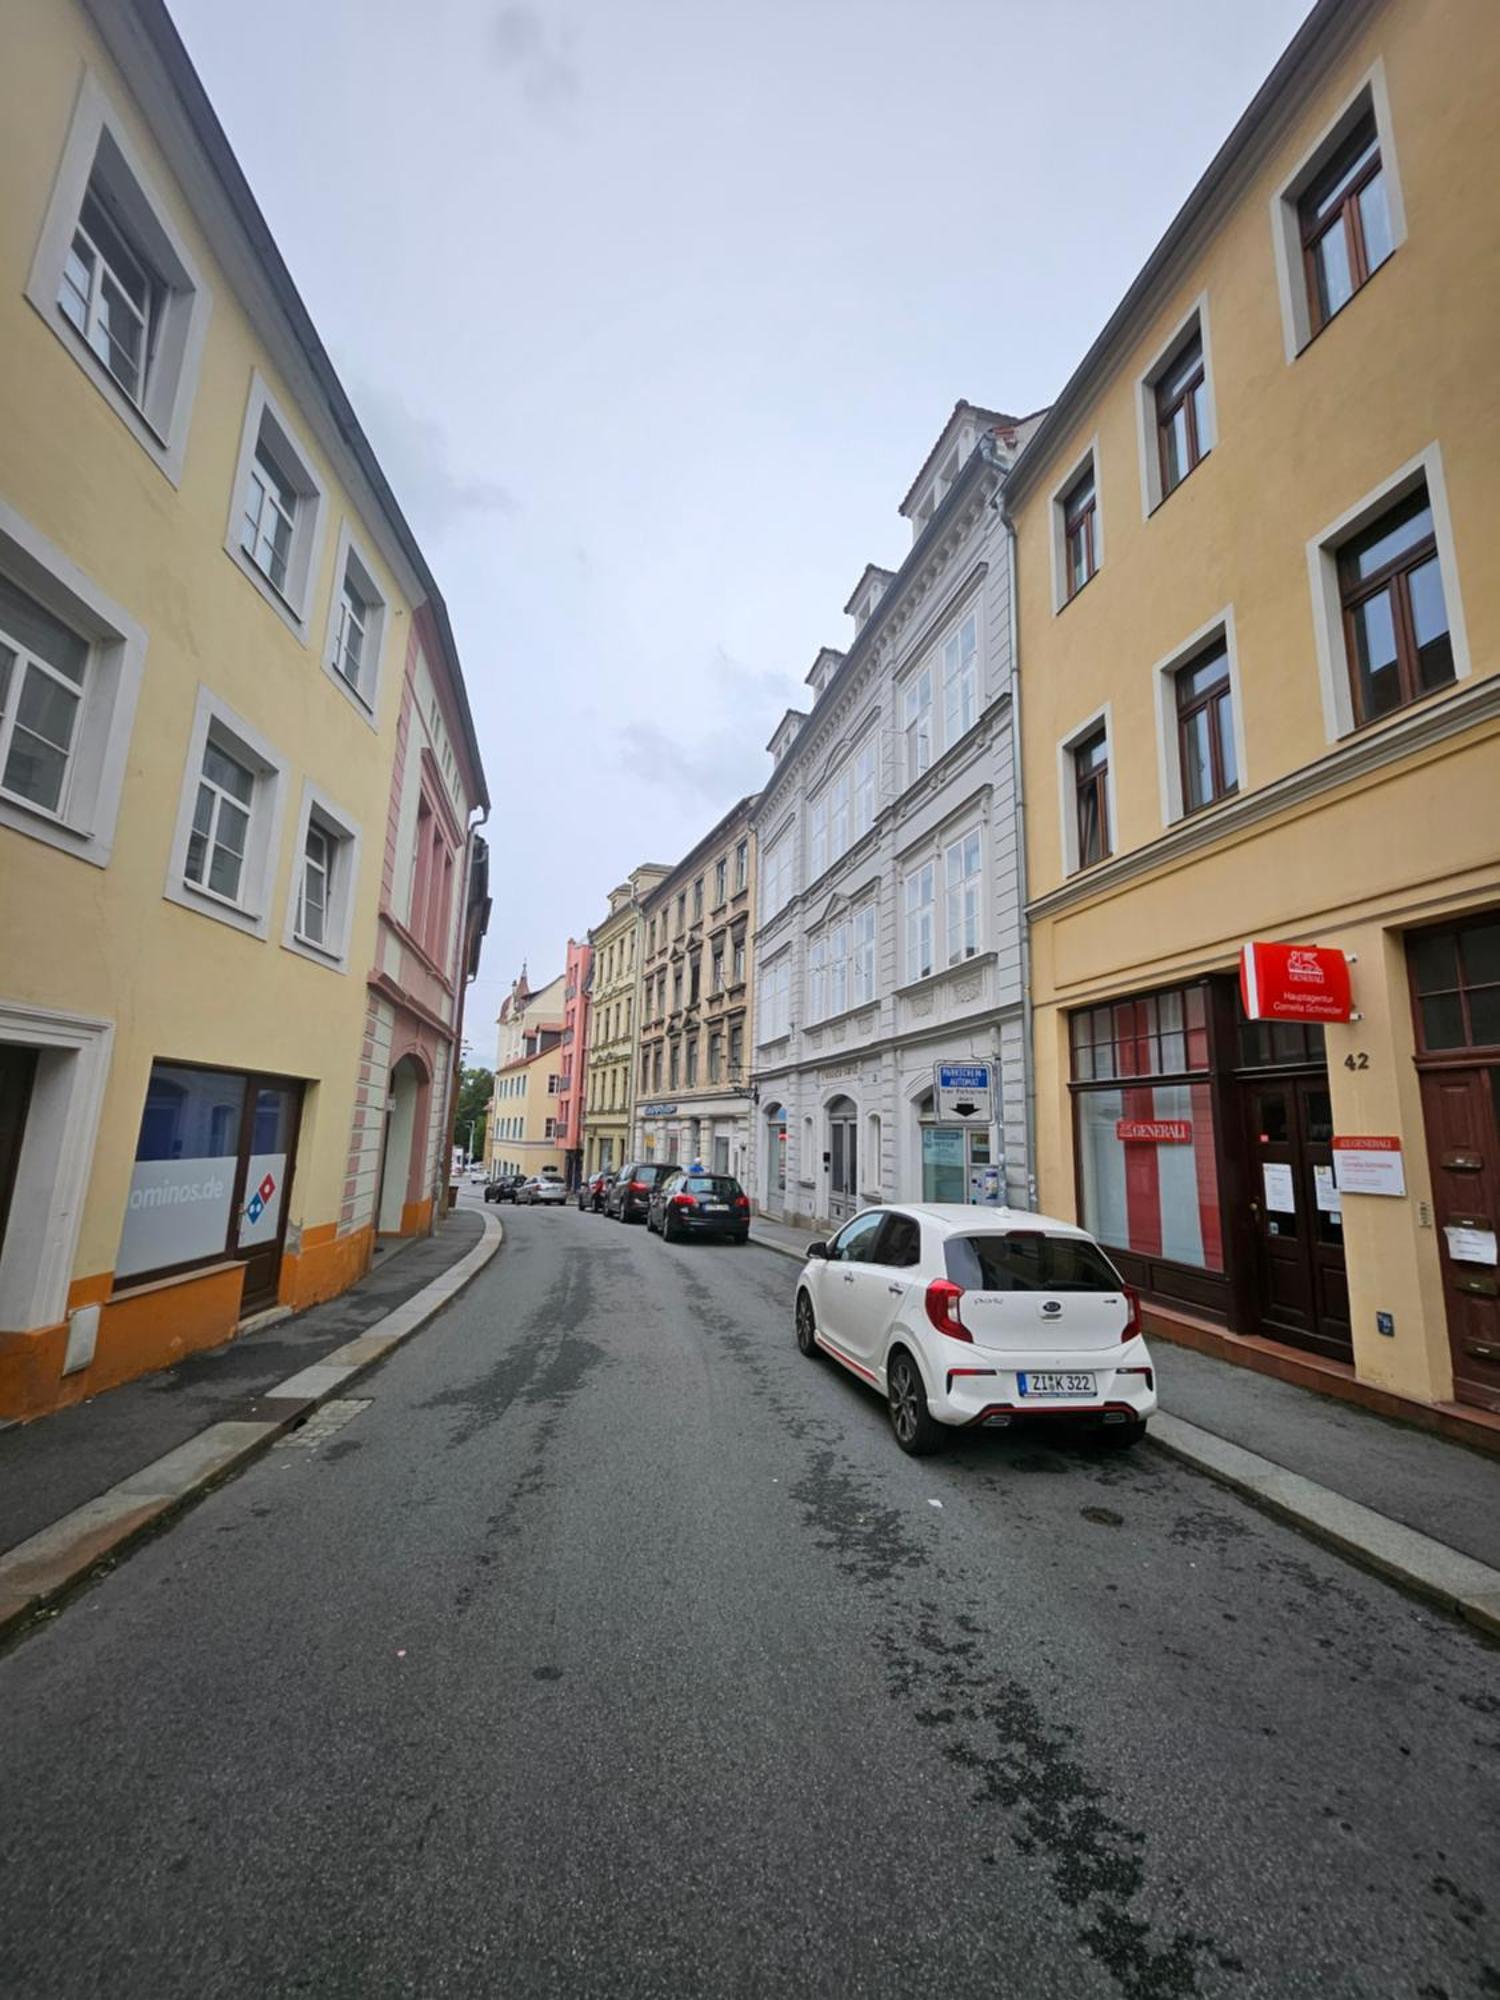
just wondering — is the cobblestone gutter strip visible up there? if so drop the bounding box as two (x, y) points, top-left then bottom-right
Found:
(1147, 1412), (1500, 1641)
(0, 1213), (503, 1644)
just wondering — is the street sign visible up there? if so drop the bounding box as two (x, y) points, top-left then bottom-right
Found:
(934, 1061), (993, 1122)
(1240, 941), (1353, 1022)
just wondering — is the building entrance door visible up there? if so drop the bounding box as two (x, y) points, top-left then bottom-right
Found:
(233, 1079), (303, 1315)
(1418, 1067), (1500, 1412)
(828, 1096), (858, 1223)
(0, 1045), (37, 1263)
(1243, 1076), (1350, 1362)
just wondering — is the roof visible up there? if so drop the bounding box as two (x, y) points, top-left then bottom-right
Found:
(842, 564), (897, 617)
(898, 401), (1020, 517)
(765, 707), (810, 754)
(640, 794), (760, 904)
(109, 0), (490, 811)
(1006, 0), (1357, 501)
(803, 646), (846, 689)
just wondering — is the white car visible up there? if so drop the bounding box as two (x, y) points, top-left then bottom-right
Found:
(520, 1174), (567, 1206)
(794, 1204), (1155, 1456)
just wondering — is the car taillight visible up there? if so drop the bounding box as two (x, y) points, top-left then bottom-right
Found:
(1123, 1285), (1142, 1339)
(629, 1180), (648, 1193)
(672, 1192), (696, 1209)
(924, 1279), (970, 1342)
(734, 1195), (749, 1210)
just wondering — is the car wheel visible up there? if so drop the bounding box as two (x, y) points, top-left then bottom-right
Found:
(794, 1290), (819, 1358)
(887, 1349), (943, 1457)
(661, 1208), (675, 1243)
(1090, 1419), (1147, 1452)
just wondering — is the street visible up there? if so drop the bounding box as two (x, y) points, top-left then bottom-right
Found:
(2, 1204), (1497, 1999)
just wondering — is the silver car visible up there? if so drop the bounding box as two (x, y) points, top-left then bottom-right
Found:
(521, 1175), (567, 1206)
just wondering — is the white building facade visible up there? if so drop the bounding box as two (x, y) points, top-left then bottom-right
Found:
(748, 403), (1041, 1230)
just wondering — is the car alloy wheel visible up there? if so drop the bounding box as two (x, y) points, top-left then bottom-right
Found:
(795, 1291), (818, 1357)
(887, 1351), (942, 1457)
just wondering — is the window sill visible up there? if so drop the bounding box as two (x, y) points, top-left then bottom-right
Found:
(894, 949), (997, 1000)
(1057, 570), (1098, 615)
(164, 875), (269, 941)
(1146, 449), (1212, 521)
(1294, 249), (1395, 359)
(29, 297), (187, 487)
(284, 931), (349, 974)
(226, 540), (311, 645)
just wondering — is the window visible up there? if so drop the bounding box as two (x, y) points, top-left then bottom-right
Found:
(809, 935), (827, 1023)
(874, 1214), (922, 1269)
(407, 792), (456, 966)
(676, 893), (686, 934)
(323, 528), (387, 717)
(729, 1023), (744, 1076)
(693, 876), (704, 920)
(673, 969), (683, 1012)
(809, 794), (829, 881)
(941, 614), (978, 746)
(544, 1118), (557, 1140)
(944, 830), (982, 966)
(185, 736), (254, 904)
(686, 1038), (699, 1087)
(905, 862), (935, 982)
(1073, 729), (1110, 870)
(828, 922), (849, 1018)
(0, 573), (88, 818)
(761, 831), (794, 917)
(26, 79), (211, 482)
(1175, 643), (1238, 811)
(853, 742), (876, 839)
(1156, 333), (1208, 498)
(732, 938), (746, 985)
(714, 858), (727, 905)
(852, 903), (877, 1006)
(1300, 113), (1393, 335)
(735, 839), (749, 892)
(708, 1034), (721, 1083)
(1338, 484), (1453, 725)
(653, 1048), (663, 1090)
(689, 955), (701, 1006)
(669, 1043), (680, 1089)
(904, 668), (933, 782)
(758, 957), (791, 1044)
(712, 948), (724, 992)
(1409, 916), (1500, 1053)
(1062, 465), (1097, 600)
(295, 821), (331, 946)
(227, 376), (326, 634)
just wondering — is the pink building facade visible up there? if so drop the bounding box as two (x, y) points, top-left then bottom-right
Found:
(558, 937), (593, 1186)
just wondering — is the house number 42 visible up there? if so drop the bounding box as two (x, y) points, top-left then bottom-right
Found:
(1343, 1052), (1370, 1071)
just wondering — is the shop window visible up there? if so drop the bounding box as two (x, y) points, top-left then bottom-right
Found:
(1070, 986), (1209, 1080)
(1410, 916), (1500, 1052)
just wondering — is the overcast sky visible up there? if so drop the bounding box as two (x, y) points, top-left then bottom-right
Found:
(171, 0), (1311, 1065)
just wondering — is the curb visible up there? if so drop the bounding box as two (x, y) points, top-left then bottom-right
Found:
(1146, 1411), (1500, 1641)
(0, 1212), (504, 1646)
(749, 1229), (1498, 1638)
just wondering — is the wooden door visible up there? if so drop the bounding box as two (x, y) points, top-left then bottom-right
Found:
(0, 1045), (37, 1260)
(232, 1080), (303, 1314)
(1419, 1067), (1500, 1412)
(1244, 1078), (1351, 1363)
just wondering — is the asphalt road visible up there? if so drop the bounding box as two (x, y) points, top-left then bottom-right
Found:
(2, 1202), (1497, 1999)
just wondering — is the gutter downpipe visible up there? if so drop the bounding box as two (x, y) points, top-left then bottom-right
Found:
(983, 439), (1038, 1210)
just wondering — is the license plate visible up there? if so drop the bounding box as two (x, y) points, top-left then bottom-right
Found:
(703, 1203), (727, 1212)
(1017, 1371), (1096, 1398)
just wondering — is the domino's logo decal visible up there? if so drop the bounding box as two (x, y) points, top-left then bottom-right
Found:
(245, 1172), (277, 1226)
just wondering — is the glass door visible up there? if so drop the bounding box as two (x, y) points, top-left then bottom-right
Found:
(233, 1080), (302, 1313)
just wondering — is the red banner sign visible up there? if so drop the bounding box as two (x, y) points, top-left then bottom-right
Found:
(1115, 1119), (1192, 1144)
(1239, 941), (1353, 1022)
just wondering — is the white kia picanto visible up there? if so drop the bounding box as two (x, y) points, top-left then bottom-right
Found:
(794, 1204), (1156, 1456)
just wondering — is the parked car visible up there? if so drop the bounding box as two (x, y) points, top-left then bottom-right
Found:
(605, 1161), (679, 1222)
(484, 1174), (526, 1204)
(520, 1173), (567, 1207)
(577, 1171), (614, 1212)
(794, 1204), (1155, 1458)
(648, 1170), (751, 1244)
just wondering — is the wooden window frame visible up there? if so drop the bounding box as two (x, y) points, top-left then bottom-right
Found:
(1337, 487), (1451, 726)
(1407, 911), (1500, 1060)
(1155, 334), (1206, 498)
(1299, 113), (1385, 336)
(1174, 644), (1237, 813)
(1073, 728), (1111, 870)
(1062, 466), (1097, 600)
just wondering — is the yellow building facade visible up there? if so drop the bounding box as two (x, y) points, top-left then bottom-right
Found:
(489, 970), (567, 1180)
(584, 866), (667, 1178)
(1011, 0), (1500, 1423)
(0, 0), (486, 1417)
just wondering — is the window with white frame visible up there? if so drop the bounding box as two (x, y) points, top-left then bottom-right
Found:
(853, 740), (877, 838)
(808, 935), (827, 1021)
(903, 668), (933, 782)
(852, 902), (877, 1006)
(761, 829), (794, 917)
(226, 375), (326, 634)
(809, 794), (828, 881)
(732, 937), (746, 985)
(941, 614), (979, 747)
(284, 785), (359, 969)
(735, 838), (749, 892)
(295, 820), (331, 944)
(324, 529), (387, 715)
(26, 79), (212, 483)
(905, 862), (936, 982)
(758, 956), (792, 1043)
(166, 689), (286, 937)
(0, 505), (147, 869)
(944, 829), (982, 965)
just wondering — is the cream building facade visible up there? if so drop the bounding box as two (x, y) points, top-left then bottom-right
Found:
(633, 802), (757, 1178)
(0, 0), (487, 1420)
(489, 969), (566, 1180)
(584, 865), (667, 1177)
(1010, 0), (1500, 1421)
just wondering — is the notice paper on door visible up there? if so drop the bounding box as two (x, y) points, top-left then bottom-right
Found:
(1314, 1165), (1342, 1219)
(1262, 1162), (1296, 1213)
(1444, 1224), (1499, 1267)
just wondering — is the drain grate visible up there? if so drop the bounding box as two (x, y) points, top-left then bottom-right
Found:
(274, 1398), (373, 1449)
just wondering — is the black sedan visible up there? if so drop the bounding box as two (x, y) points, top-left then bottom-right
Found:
(647, 1170), (751, 1244)
(484, 1174), (526, 1204)
(604, 1161), (679, 1222)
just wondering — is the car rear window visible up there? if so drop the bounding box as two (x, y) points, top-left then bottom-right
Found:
(945, 1232), (1123, 1292)
(632, 1164), (676, 1184)
(683, 1176), (740, 1196)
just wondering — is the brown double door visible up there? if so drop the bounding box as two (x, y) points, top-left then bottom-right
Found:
(1243, 1076), (1351, 1362)
(1418, 1067), (1500, 1413)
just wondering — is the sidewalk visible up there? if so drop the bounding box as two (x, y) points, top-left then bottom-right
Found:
(749, 1215), (1500, 1632)
(0, 1209), (488, 1561)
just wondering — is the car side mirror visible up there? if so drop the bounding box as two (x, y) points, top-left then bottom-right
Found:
(807, 1240), (829, 1260)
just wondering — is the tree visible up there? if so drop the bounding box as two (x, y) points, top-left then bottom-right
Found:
(454, 1066), (493, 1161)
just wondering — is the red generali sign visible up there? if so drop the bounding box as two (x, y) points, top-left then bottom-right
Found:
(1239, 941), (1353, 1023)
(1115, 1119), (1192, 1144)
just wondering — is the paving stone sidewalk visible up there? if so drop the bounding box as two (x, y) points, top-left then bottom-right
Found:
(0, 1210), (484, 1559)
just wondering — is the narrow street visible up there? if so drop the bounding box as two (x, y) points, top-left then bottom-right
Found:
(2, 1206), (1497, 1999)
